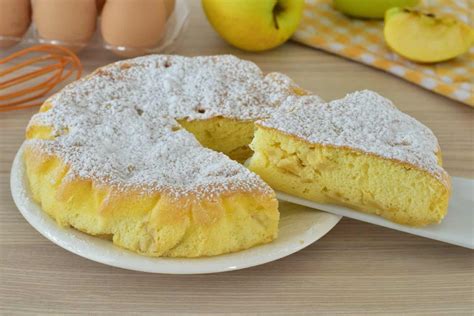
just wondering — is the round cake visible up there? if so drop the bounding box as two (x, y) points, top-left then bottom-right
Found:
(24, 54), (451, 258)
(24, 55), (308, 257)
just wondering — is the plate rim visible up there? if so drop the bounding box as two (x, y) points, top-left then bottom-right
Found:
(10, 144), (341, 274)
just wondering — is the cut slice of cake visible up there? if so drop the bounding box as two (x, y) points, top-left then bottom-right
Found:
(247, 90), (451, 226)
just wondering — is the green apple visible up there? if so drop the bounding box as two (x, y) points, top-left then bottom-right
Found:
(333, 0), (420, 19)
(202, 0), (304, 52)
(384, 7), (474, 63)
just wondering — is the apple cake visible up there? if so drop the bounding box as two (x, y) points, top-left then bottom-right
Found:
(24, 55), (310, 258)
(247, 90), (451, 226)
(24, 54), (450, 259)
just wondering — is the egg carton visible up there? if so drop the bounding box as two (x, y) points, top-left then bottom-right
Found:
(0, 0), (189, 65)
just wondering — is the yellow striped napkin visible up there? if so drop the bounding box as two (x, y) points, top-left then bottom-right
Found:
(293, 0), (473, 107)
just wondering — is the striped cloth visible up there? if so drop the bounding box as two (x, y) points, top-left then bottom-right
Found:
(293, 0), (473, 107)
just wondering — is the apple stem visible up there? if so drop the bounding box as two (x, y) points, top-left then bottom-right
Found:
(273, 3), (283, 30)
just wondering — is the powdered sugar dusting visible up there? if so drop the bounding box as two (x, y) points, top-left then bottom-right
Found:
(258, 90), (448, 185)
(42, 55), (301, 122)
(26, 55), (303, 198)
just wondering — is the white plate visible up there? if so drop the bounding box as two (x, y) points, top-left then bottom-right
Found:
(10, 145), (341, 274)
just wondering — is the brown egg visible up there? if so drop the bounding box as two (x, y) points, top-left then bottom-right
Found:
(164, 0), (175, 19)
(101, 0), (167, 57)
(96, 0), (106, 14)
(33, 0), (97, 52)
(0, 0), (31, 48)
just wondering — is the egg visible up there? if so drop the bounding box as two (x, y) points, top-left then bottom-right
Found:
(0, 0), (31, 48)
(164, 0), (175, 19)
(101, 0), (167, 57)
(33, 0), (97, 52)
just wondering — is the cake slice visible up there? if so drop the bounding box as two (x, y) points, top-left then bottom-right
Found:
(247, 90), (451, 226)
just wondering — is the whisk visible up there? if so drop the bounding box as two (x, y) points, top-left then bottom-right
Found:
(0, 45), (82, 113)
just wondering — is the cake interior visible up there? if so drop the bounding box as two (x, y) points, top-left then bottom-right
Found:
(178, 117), (255, 162)
(164, 114), (449, 227)
(246, 126), (450, 226)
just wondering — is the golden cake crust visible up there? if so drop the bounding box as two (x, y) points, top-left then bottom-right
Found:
(24, 143), (279, 257)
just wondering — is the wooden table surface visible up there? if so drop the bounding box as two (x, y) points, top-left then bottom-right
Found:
(1, 2), (473, 315)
